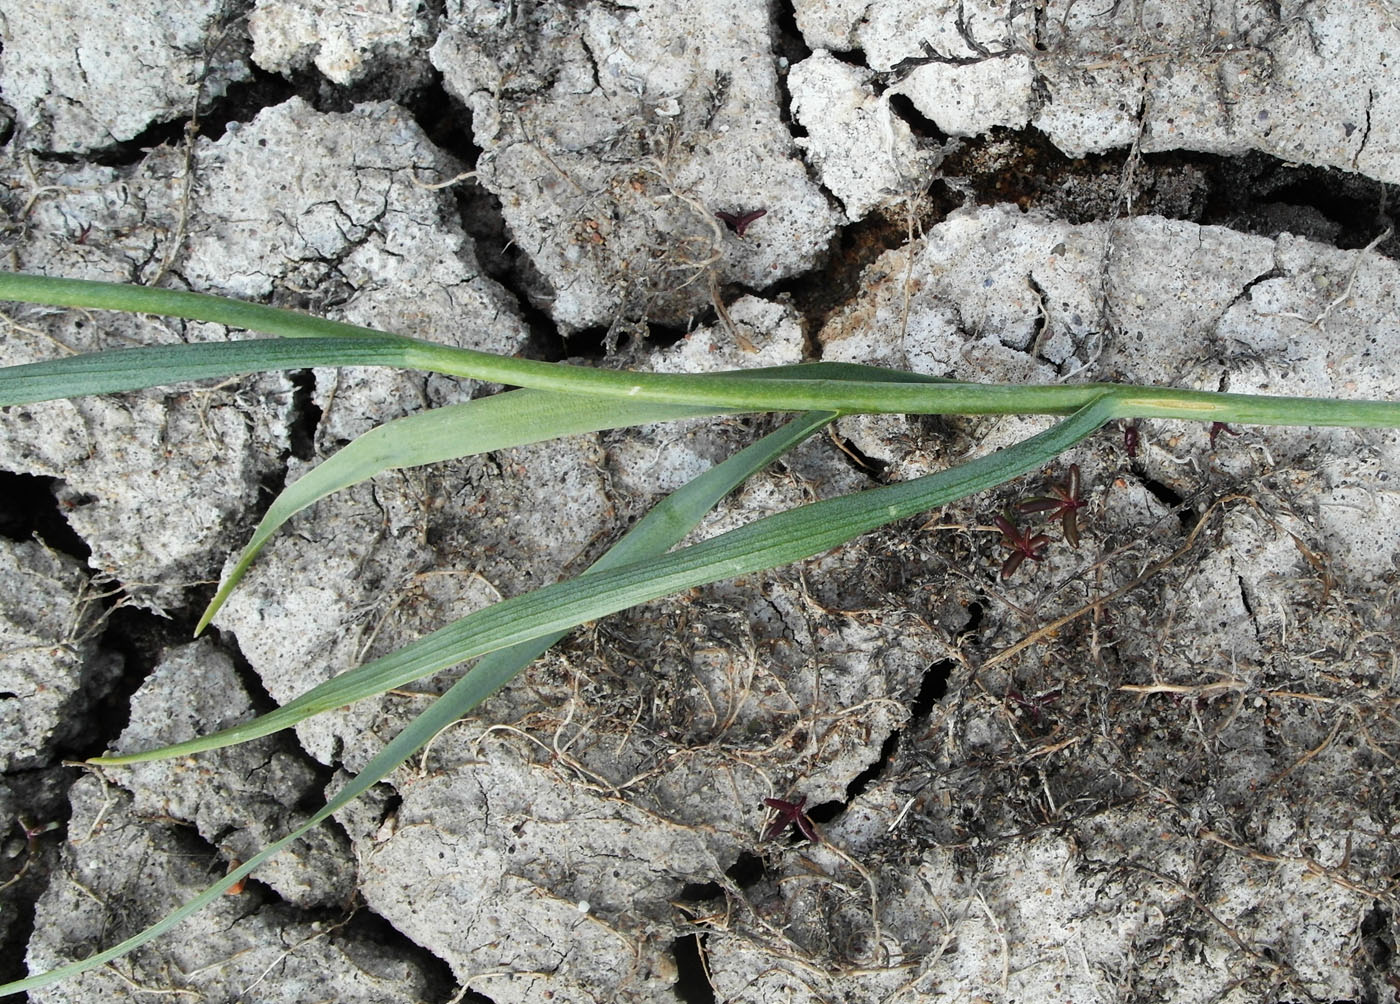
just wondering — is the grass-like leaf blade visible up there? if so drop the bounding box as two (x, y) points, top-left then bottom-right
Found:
(5, 272), (1396, 426)
(196, 363), (958, 632)
(0, 337), (428, 407)
(196, 389), (735, 632)
(3, 413), (835, 997)
(99, 396), (1117, 763)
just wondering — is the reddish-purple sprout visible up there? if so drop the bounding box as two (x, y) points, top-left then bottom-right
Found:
(1209, 422), (1240, 449)
(1006, 686), (1063, 725)
(1018, 463), (1087, 548)
(762, 795), (819, 843)
(1123, 422), (1140, 458)
(994, 511), (1052, 579)
(716, 209), (767, 237)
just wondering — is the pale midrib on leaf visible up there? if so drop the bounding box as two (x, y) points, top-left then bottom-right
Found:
(0, 414), (839, 999)
(102, 396), (1116, 764)
(193, 389), (738, 632)
(1, 272), (1396, 427)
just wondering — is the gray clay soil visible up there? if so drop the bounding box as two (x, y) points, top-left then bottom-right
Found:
(2, 2), (1399, 1003)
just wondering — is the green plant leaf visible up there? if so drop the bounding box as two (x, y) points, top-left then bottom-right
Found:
(0, 412), (835, 998)
(109, 408), (840, 772)
(0, 336), (427, 407)
(5, 272), (1396, 426)
(195, 362), (963, 632)
(406, 409), (842, 724)
(100, 395), (1117, 764)
(196, 388), (736, 632)
(4, 267), (1397, 999)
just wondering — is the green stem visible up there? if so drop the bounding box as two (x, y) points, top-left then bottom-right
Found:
(2, 271), (1397, 428)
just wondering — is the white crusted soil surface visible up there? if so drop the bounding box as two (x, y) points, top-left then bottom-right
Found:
(430, 0), (841, 331)
(0, 0), (251, 154)
(796, 0), (1400, 180)
(2, 2), (1399, 1003)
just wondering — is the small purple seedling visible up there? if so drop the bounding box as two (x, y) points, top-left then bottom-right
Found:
(762, 795), (819, 843)
(1018, 463), (1087, 548)
(716, 209), (767, 237)
(1005, 686), (1062, 725)
(994, 511), (1051, 580)
(1122, 422), (1140, 458)
(1208, 422), (1240, 449)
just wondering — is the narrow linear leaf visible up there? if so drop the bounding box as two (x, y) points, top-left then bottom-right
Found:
(411, 410), (841, 723)
(200, 364), (952, 635)
(0, 322), (1098, 417)
(0, 337), (425, 407)
(0, 271), (412, 342)
(0, 672), (477, 999)
(196, 389), (737, 632)
(0, 272), (1070, 414)
(5, 414), (835, 997)
(5, 272), (1396, 426)
(196, 363), (957, 631)
(112, 411), (836, 767)
(102, 396), (1117, 763)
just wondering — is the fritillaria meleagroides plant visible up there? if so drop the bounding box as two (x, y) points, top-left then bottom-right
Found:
(0, 270), (1396, 994)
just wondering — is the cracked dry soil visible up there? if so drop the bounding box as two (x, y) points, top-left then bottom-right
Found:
(2, 2), (1400, 1003)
